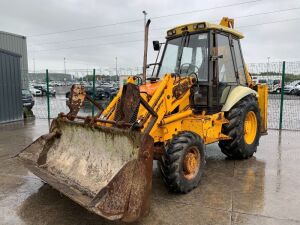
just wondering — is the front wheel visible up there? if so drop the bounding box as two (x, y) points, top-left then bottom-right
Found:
(159, 132), (206, 193)
(219, 95), (261, 159)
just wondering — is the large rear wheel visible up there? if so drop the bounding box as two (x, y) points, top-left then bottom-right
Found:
(219, 95), (261, 159)
(159, 132), (206, 193)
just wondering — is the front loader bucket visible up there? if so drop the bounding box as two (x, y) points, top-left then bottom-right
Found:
(17, 118), (154, 222)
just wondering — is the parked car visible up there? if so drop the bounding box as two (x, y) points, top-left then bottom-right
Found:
(22, 89), (35, 109)
(33, 85), (56, 96)
(295, 85), (300, 96)
(49, 81), (58, 86)
(268, 79), (281, 93)
(284, 80), (300, 95)
(29, 87), (42, 96)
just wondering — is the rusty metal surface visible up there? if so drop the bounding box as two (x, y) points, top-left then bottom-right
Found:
(172, 79), (192, 99)
(114, 83), (141, 124)
(66, 85), (86, 120)
(17, 118), (154, 222)
(92, 135), (153, 222)
(16, 80), (160, 222)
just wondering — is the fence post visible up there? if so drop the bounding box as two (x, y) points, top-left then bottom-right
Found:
(46, 69), (50, 120)
(92, 69), (96, 116)
(279, 61), (286, 130)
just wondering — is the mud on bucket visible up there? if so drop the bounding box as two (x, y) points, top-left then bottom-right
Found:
(18, 118), (154, 222)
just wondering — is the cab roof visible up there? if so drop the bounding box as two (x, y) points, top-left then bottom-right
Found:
(166, 21), (244, 39)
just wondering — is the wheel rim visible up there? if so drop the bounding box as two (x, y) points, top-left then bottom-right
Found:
(244, 111), (257, 145)
(183, 147), (200, 180)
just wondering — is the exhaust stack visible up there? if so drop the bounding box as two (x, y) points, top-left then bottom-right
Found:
(142, 19), (151, 83)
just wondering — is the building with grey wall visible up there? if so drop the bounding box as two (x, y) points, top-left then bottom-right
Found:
(0, 31), (28, 88)
(0, 49), (23, 123)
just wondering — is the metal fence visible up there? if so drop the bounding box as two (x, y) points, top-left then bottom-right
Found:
(23, 68), (127, 120)
(23, 61), (300, 130)
(248, 61), (300, 130)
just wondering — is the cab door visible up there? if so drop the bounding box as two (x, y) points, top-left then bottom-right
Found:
(212, 32), (241, 109)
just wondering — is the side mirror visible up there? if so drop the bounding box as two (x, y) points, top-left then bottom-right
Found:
(153, 41), (160, 51)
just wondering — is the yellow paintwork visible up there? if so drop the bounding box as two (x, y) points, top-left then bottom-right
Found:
(159, 111), (230, 144)
(245, 65), (255, 88)
(99, 75), (267, 145)
(166, 17), (244, 39)
(257, 84), (268, 134)
(98, 17), (267, 146)
(99, 74), (230, 145)
(219, 17), (234, 29)
(244, 111), (258, 144)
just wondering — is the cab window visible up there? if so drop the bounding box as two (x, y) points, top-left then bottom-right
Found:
(233, 39), (246, 85)
(158, 33), (208, 80)
(216, 35), (236, 83)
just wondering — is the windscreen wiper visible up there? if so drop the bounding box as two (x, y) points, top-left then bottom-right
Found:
(175, 31), (190, 73)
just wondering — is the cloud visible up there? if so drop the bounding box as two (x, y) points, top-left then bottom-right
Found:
(0, 0), (299, 74)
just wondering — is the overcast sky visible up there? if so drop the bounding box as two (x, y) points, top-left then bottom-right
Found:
(0, 0), (299, 74)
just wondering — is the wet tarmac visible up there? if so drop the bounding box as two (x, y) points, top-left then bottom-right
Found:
(0, 119), (300, 225)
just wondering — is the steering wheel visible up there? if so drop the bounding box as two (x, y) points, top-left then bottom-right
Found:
(179, 63), (199, 76)
(186, 72), (199, 82)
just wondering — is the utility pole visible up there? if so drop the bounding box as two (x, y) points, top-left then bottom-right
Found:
(64, 57), (67, 75)
(86, 67), (89, 82)
(115, 57), (118, 80)
(99, 66), (102, 81)
(267, 57), (270, 75)
(33, 58), (36, 74)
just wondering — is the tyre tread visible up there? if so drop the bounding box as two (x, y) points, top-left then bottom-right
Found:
(159, 132), (205, 193)
(219, 95), (261, 159)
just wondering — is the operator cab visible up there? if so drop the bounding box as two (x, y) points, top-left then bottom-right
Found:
(152, 19), (248, 114)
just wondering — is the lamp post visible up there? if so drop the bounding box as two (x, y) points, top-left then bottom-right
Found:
(267, 57), (270, 75)
(142, 10), (147, 26)
(33, 58), (35, 74)
(115, 57), (118, 79)
(64, 57), (67, 79)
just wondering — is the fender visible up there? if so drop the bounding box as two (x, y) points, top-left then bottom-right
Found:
(221, 86), (258, 112)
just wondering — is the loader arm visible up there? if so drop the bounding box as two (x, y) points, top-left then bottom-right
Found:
(99, 74), (229, 144)
(98, 74), (193, 135)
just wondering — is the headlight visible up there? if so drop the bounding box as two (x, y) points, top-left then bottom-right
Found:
(193, 23), (206, 30)
(167, 29), (176, 36)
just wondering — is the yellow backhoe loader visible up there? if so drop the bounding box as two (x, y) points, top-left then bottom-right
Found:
(18, 17), (268, 222)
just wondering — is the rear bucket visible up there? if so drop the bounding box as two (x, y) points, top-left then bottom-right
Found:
(17, 118), (154, 222)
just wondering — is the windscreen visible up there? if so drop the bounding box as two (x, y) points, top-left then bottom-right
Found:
(158, 33), (208, 81)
